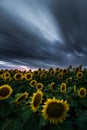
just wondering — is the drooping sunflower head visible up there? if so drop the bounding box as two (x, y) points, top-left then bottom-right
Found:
(30, 90), (43, 112)
(29, 80), (37, 87)
(15, 92), (29, 104)
(60, 83), (66, 93)
(78, 87), (86, 98)
(0, 84), (13, 100)
(76, 71), (83, 79)
(41, 97), (69, 124)
(36, 83), (43, 90)
(24, 72), (33, 81)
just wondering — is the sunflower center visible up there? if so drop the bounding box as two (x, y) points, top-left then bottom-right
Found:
(62, 86), (65, 90)
(17, 95), (26, 102)
(37, 85), (42, 89)
(78, 73), (82, 77)
(32, 82), (35, 85)
(0, 87), (9, 97)
(6, 74), (9, 77)
(80, 90), (85, 95)
(27, 74), (31, 79)
(46, 102), (64, 118)
(16, 74), (21, 79)
(33, 94), (41, 107)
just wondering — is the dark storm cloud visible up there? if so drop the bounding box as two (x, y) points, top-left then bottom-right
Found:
(0, 0), (87, 69)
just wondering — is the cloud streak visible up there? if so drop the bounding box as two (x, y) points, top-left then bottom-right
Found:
(0, 0), (87, 69)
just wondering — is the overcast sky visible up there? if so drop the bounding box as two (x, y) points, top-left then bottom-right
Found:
(0, 0), (87, 69)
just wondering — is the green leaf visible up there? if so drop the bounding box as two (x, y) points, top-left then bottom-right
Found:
(21, 106), (32, 121)
(39, 116), (48, 129)
(12, 119), (24, 130)
(75, 111), (87, 129)
(60, 121), (73, 130)
(1, 119), (14, 130)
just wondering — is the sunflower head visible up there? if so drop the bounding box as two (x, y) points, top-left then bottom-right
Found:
(73, 85), (76, 92)
(0, 84), (13, 100)
(55, 67), (60, 73)
(30, 90), (43, 112)
(63, 69), (67, 74)
(50, 82), (55, 90)
(30, 80), (37, 87)
(78, 87), (86, 98)
(50, 70), (55, 76)
(60, 83), (66, 93)
(3, 72), (10, 78)
(49, 68), (54, 72)
(58, 72), (63, 79)
(36, 83), (43, 90)
(13, 73), (22, 80)
(33, 71), (40, 77)
(76, 71), (83, 79)
(66, 77), (72, 84)
(68, 65), (72, 69)
(75, 67), (81, 72)
(15, 92), (29, 104)
(24, 72), (33, 81)
(42, 97), (69, 124)
(40, 73), (47, 79)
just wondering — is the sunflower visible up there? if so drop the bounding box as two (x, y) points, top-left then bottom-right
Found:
(76, 71), (83, 79)
(49, 68), (54, 72)
(36, 83), (43, 90)
(0, 84), (13, 100)
(75, 67), (81, 72)
(55, 67), (60, 73)
(38, 68), (42, 71)
(15, 92), (29, 104)
(78, 87), (86, 98)
(41, 97), (69, 124)
(60, 83), (66, 93)
(58, 72), (63, 79)
(0, 74), (4, 79)
(30, 90), (43, 112)
(13, 72), (23, 80)
(50, 82), (55, 90)
(40, 73), (47, 79)
(24, 72), (33, 81)
(30, 80), (37, 87)
(50, 70), (55, 76)
(66, 77), (72, 84)
(3, 71), (10, 79)
(2, 71), (12, 81)
(33, 70), (40, 77)
(68, 65), (72, 70)
(63, 69), (67, 74)
(73, 85), (76, 92)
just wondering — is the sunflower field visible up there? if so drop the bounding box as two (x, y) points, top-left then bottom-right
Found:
(0, 65), (87, 130)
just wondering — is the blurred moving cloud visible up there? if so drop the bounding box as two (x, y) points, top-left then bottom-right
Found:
(0, 0), (87, 69)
